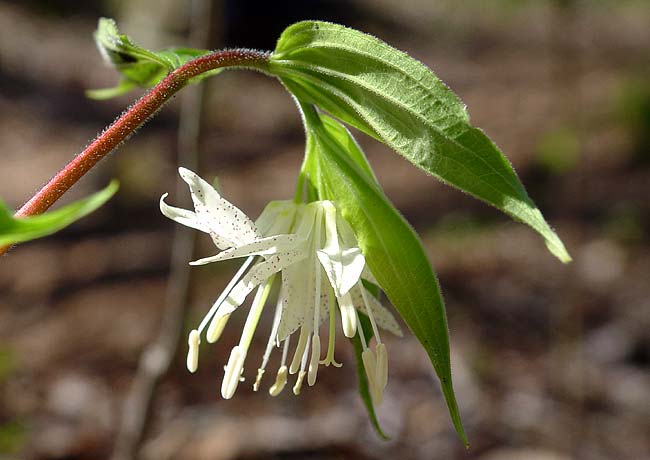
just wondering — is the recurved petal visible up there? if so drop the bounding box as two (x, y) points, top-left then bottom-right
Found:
(178, 167), (259, 247)
(160, 194), (209, 233)
(317, 246), (365, 297)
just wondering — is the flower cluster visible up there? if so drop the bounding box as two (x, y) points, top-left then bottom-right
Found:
(161, 168), (401, 402)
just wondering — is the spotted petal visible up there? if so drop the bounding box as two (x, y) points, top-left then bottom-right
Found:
(178, 167), (259, 248)
(214, 249), (306, 318)
(276, 257), (311, 341)
(160, 193), (209, 233)
(190, 234), (305, 266)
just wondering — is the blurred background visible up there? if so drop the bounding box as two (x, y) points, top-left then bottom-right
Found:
(0, 0), (649, 459)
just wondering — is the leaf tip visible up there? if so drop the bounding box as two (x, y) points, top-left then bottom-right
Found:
(545, 238), (572, 264)
(106, 179), (120, 194)
(440, 380), (469, 447)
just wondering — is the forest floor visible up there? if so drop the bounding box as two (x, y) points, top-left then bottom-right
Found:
(0, 1), (648, 459)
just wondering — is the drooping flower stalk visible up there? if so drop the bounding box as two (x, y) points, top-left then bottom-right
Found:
(0, 50), (270, 257)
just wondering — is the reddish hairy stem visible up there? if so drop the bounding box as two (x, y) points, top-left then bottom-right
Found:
(0, 49), (270, 256)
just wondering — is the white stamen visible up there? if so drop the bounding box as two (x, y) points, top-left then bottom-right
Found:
(362, 348), (377, 385)
(359, 285), (382, 344)
(312, 207), (323, 333)
(376, 343), (388, 392)
(362, 347), (382, 404)
(321, 288), (343, 367)
(301, 334), (312, 371)
(269, 339), (291, 396)
(293, 370), (306, 395)
(289, 325), (309, 374)
(339, 291), (357, 338)
(253, 369), (265, 392)
(207, 313), (230, 343)
(197, 255), (255, 334)
(253, 295), (284, 392)
(355, 309), (368, 350)
(186, 329), (200, 373)
(259, 293), (284, 371)
(281, 335), (291, 366)
(269, 365), (288, 396)
(222, 278), (273, 399)
(308, 335), (321, 386)
(293, 333), (311, 394)
(221, 345), (246, 399)
(238, 278), (274, 351)
(356, 307), (387, 405)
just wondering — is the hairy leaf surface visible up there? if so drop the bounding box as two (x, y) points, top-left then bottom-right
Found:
(89, 18), (218, 99)
(272, 21), (570, 263)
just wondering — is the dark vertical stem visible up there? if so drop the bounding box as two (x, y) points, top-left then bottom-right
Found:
(110, 1), (215, 459)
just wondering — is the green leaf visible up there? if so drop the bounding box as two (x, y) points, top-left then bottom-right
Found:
(351, 313), (389, 440)
(301, 105), (468, 446)
(0, 181), (119, 246)
(90, 18), (218, 98)
(271, 20), (571, 263)
(86, 79), (138, 100)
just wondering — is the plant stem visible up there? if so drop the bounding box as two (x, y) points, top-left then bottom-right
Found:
(110, 3), (213, 458)
(0, 48), (270, 256)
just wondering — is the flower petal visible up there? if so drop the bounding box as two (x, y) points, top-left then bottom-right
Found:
(178, 167), (259, 247)
(351, 285), (403, 337)
(276, 258), (311, 341)
(335, 207), (359, 248)
(255, 200), (298, 236)
(293, 202), (318, 238)
(160, 193), (210, 233)
(317, 247), (365, 297)
(215, 249), (306, 318)
(190, 234), (304, 266)
(316, 202), (365, 296)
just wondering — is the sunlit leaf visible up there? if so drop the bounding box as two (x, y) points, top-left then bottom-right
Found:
(0, 181), (119, 246)
(301, 106), (467, 445)
(271, 21), (570, 263)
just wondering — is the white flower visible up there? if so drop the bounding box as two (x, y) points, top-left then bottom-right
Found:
(161, 168), (402, 402)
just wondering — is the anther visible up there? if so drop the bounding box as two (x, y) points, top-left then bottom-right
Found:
(253, 368), (265, 392)
(293, 370), (307, 395)
(186, 329), (200, 373)
(207, 313), (230, 343)
(269, 365), (288, 396)
(221, 346), (246, 399)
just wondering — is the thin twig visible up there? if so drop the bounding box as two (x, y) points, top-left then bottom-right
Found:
(111, 1), (213, 459)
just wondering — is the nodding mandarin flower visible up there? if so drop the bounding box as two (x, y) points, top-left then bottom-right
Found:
(161, 168), (402, 402)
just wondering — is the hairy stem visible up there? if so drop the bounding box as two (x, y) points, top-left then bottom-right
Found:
(0, 48), (270, 256)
